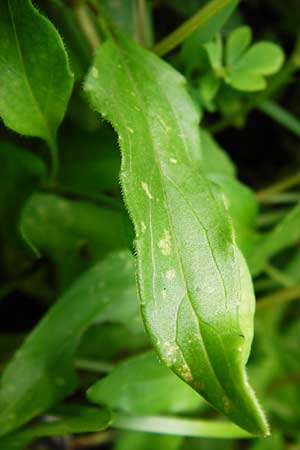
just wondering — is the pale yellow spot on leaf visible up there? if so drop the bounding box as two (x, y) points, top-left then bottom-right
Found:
(141, 181), (153, 199)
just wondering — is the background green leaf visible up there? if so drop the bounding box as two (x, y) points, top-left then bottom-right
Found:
(0, 0), (73, 150)
(88, 352), (204, 414)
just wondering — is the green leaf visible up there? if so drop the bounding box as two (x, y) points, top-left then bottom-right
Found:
(100, 0), (153, 47)
(0, 142), (46, 241)
(88, 352), (203, 414)
(248, 203), (300, 276)
(20, 193), (129, 289)
(249, 433), (283, 450)
(0, 405), (111, 450)
(40, 0), (92, 81)
(235, 42), (284, 75)
(200, 130), (235, 177)
(114, 431), (183, 450)
(159, 0), (239, 58)
(226, 26), (252, 67)
(0, 0), (73, 150)
(0, 250), (136, 436)
(227, 70), (266, 92)
(203, 35), (223, 71)
(84, 35), (268, 435)
(199, 131), (258, 254)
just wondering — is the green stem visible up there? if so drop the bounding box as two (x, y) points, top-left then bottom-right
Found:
(258, 192), (300, 205)
(74, 3), (101, 50)
(112, 413), (254, 439)
(264, 264), (294, 288)
(75, 358), (114, 373)
(136, 0), (147, 46)
(257, 286), (300, 310)
(153, 0), (238, 57)
(258, 99), (300, 138)
(48, 137), (59, 180)
(256, 172), (300, 202)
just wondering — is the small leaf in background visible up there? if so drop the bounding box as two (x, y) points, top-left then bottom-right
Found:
(0, 0), (73, 150)
(225, 27), (284, 92)
(0, 250), (137, 436)
(85, 35), (268, 435)
(20, 193), (129, 289)
(0, 405), (111, 450)
(203, 35), (223, 73)
(0, 142), (46, 242)
(225, 26), (252, 67)
(88, 352), (204, 415)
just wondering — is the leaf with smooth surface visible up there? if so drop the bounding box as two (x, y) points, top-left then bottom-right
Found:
(228, 70), (266, 92)
(0, 250), (136, 436)
(88, 352), (203, 414)
(235, 42), (284, 75)
(0, 0), (73, 149)
(226, 26), (252, 67)
(84, 35), (268, 435)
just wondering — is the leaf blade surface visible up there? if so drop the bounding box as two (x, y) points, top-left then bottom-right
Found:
(84, 35), (268, 435)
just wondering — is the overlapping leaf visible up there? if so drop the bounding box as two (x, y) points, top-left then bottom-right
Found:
(84, 35), (268, 434)
(0, 250), (136, 437)
(0, 0), (73, 150)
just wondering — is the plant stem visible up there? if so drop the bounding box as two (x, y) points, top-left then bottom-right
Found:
(136, 0), (147, 46)
(75, 358), (114, 373)
(112, 413), (253, 439)
(258, 100), (300, 138)
(74, 3), (101, 50)
(258, 192), (300, 205)
(257, 286), (300, 310)
(256, 172), (300, 202)
(264, 264), (294, 288)
(153, 0), (238, 57)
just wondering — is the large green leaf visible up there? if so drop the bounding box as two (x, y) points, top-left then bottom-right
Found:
(0, 0), (73, 150)
(88, 352), (203, 414)
(84, 35), (268, 435)
(0, 250), (137, 437)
